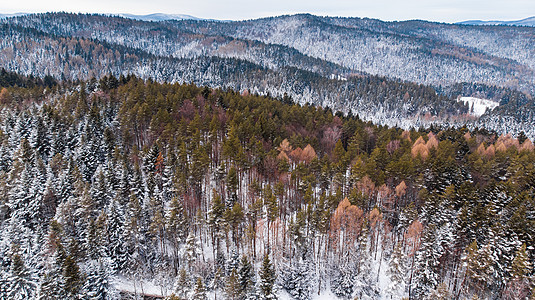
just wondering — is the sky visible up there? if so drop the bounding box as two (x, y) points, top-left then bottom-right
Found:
(1, 0), (534, 23)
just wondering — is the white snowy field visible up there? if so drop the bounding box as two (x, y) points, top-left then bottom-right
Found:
(457, 96), (499, 117)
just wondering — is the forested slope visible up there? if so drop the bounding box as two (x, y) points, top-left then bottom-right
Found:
(2, 13), (535, 138)
(0, 74), (533, 299)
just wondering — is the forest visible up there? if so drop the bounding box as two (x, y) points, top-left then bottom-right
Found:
(0, 72), (534, 299)
(2, 13), (535, 139)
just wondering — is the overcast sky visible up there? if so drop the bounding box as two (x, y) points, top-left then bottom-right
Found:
(1, 0), (533, 22)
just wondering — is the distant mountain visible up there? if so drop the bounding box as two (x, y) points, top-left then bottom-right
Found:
(0, 13), (27, 19)
(1, 12), (535, 137)
(458, 16), (535, 27)
(118, 13), (203, 22)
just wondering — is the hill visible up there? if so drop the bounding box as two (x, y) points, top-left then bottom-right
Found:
(0, 12), (534, 137)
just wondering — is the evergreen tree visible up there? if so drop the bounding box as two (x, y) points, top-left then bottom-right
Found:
(226, 166), (239, 207)
(503, 243), (532, 299)
(510, 243), (532, 281)
(184, 232), (199, 272)
(4, 244), (37, 299)
(191, 277), (207, 300)
(386, 242), (406, 298)
(411, 225), (441, 299)
(259, 253), (277, 300)
(174, 268), (190, 299)
(225, 268), (241, 300)
(330, 267), (355, 299)
(238, 255), (256, 299)
(62, 255), (82, 298)
(281, 261), (312, 300)
(464, 240), (493, 295)
(84, 260), (118, 300)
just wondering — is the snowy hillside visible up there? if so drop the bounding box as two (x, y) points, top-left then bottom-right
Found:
(118, 13), (204, 22)
(457, 96), (499, 117)
(1, 12), (535, 137)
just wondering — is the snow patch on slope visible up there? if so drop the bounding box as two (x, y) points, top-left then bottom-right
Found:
(113, 275), (168, 298)
(457, 96), (499, 117)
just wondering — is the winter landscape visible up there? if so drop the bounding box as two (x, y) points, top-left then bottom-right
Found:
(0, 1), (534, 299)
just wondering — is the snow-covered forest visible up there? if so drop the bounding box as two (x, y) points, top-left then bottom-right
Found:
(0, 74), (533, 299)
(1, 13), (535, 139)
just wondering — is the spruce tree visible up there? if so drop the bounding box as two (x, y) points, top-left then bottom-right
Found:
(386, 242), (406, 298)
(259, 253), (277, 299)
(238, 255), (255, 299)
(174, 268), (190, 299)
(5, 244), (37, 299)
(191, 277), (207, 300)
(411, 225), (441, 299)
(503, 243), (532, 299)
(62, 255), (82, 298)
(225, 268), (241, 300)
(281, 261), (311, 300)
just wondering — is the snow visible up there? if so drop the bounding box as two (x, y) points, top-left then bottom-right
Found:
(113, 275), (168, 298)
(329, 74), (347, 81)
(118, 13), (203, 22)
(457, 96), (499, 117)
(278, 288), (340, 300)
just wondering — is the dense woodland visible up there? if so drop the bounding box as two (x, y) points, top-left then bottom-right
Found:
(0, 73), (533, 299)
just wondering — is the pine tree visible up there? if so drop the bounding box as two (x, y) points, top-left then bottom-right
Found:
(184, 232), (199, 272)
(168, 197), (188, 244)
(386, 242), (406, 298)
(464, 240), (493, 295)
(238, 255), (255, 299)
(503, 243), (532, 300)
(38, 270), (63, 299)
(84, 260), (117, 300)
(510, 243), (531, 281)
(411, 225), (441, 299)
(208, 191), (225, 257)
(168, 196), (188, 273)
(191, 277), (207, 300)
(259, 253), (277, 300)
(62, 255), (82, 298)
(264, 185), (278, 250)
(227, 166), (239, 207)
(174, 268), (190, 299)
(330, 267), (355, 299)
(281, 261), (311, 300)
(354, 225), (377, 299)
(225, 268), (241, 300)
(4, 244), (37, 299)
(106, 197), (126, 272)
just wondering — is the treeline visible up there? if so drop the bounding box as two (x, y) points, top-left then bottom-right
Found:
(0, 68), (57, 89)
(0, 75), (533, 299)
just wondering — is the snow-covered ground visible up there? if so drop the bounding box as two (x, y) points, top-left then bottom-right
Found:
(111, 243), (400, 300)
(113, 277), (368, 300)
(457, 96), (499, 117)
(114, 276), (170, 298)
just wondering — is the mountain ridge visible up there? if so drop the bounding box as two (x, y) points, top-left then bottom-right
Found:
(1, 12), (534, 137)
(458, 16), (535, 27)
